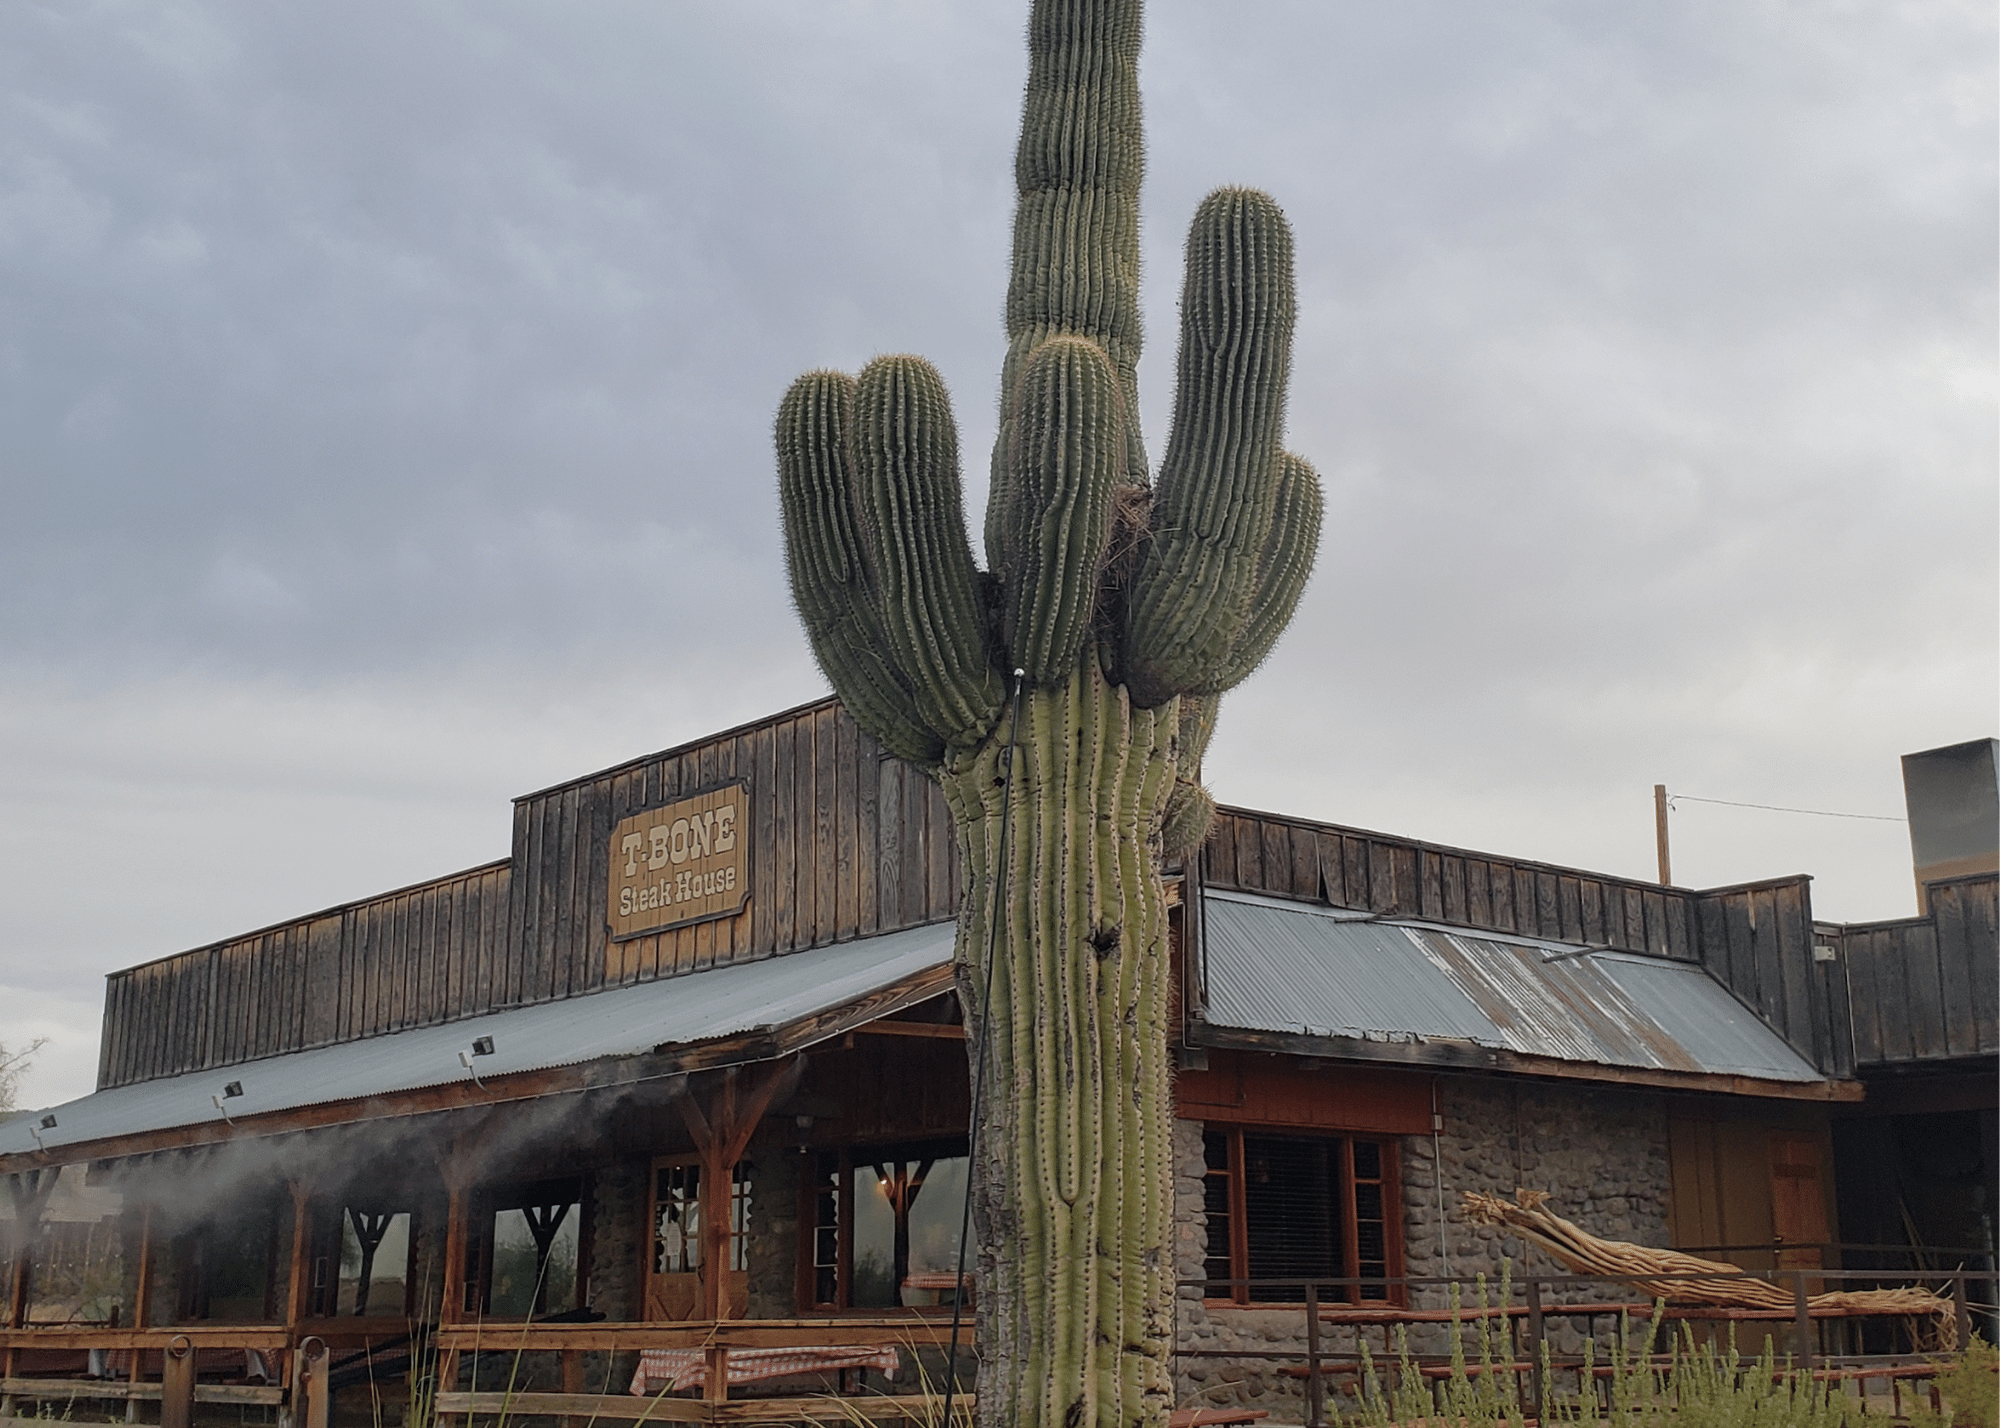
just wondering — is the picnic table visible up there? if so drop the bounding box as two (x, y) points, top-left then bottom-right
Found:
(628, 1345), (900, 1394)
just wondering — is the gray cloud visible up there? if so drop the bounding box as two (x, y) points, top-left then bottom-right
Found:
(1, 0), (1992, 1105)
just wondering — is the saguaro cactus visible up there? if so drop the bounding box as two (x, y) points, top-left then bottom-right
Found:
(776, 2), (1321, 1423)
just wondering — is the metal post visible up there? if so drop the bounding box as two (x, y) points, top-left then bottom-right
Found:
(1305, 1281), (1324, 1428)
(161, 1336), (195, 1428)
(1525, 1275), (1544, 1420)
(1792, 1270), (1812, 1373)
(295, 1338), (330, 1428)
(1654, 786), (1672, 885)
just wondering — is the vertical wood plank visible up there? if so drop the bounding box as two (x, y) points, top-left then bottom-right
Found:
(1234, 816), (1264, 893)
(772, 718), (798, 951)
(1259, 820), (1290, 899)
(1929, 883), (1980, 1056)
(878, 756), (905, 931)
(1418, 850), (1444, 921)
(856, 737), (882, 936)
(925, 777), (954, 920)
(1465, 860), (1492, 928)
(751, 723), (779, 957)
(1441, 857), (1467, 925)
(816, 708), (840, 947)
(902, 757), (928, 924)
(1289, 829), (1318, 902)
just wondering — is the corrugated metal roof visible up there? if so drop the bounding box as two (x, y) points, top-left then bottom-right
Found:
(0, 920), (957, 1160)
(1202, 890), (1821, 1083)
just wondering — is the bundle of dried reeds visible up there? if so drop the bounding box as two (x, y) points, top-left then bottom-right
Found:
(1461, 1188), (1956, 1348)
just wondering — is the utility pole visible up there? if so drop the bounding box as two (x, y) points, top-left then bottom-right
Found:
(1654, 784), (1672, 885)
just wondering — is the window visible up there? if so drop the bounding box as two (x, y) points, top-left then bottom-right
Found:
(802, 1140), (968, 1311)
(336, 1207), (413, 1318)
(1202, 1128), (1399, 1305)
(652, 1161), (750, 1275)
(177, 1194), (280, 1323)
(645, 1160), (749, 1321)
(467, 1178), (588, 1319)
(16, 1167), (127, 1327)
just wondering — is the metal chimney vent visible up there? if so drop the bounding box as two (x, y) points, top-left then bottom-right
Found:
(1901, 737), (1999, 910)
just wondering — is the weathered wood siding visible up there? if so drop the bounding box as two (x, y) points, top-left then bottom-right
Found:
(525, 698), (959, 992)
(1692, 877), (1853, 1079)
(96, 860), (511, 1090)
(1841, 873), (1999, 1068)
(96, 699), (962, 1091)
(1201, 806), (1699, 960)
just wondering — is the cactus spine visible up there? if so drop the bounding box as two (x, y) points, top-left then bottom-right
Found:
(776, 1), (1321, 1423)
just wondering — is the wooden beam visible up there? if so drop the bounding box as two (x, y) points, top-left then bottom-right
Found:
(668, 1058), (802, 1322)
(428, 1317), (967, 1352)
(283, 1181), (313, 1328)
(851, 1022), (964, 1041)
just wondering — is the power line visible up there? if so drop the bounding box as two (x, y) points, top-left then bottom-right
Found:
(1667, 792), (1905, 823)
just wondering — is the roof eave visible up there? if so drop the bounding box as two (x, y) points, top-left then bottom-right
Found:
(1186, 1020), (1865, 1103)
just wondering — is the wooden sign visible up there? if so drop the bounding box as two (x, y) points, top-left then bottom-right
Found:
(609, 783), (749, 940)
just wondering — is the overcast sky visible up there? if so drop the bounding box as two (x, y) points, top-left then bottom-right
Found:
(2, 0), (1993, 1109)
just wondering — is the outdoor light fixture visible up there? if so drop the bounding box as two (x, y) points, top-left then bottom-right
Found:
(471, 1036), (495, 1057)
(222, 1081), (244, 1099)
(39, 1114), (56, 1130)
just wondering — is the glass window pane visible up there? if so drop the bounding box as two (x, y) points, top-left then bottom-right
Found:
(1242, 1134), (1345, 1301)
(337, 1211), (408, 1319)
(654, 1166), (701, 1274)
(902, 1157), (967, 1304)
(851, 1165), (897, 1309)
(23, 1167), (128, 1326)
(208, 1207), (277, 1322)
(490, 1205), (578, 1318)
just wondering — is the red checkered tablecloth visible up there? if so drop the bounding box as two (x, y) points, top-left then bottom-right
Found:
(628, 1345), (899, 1395)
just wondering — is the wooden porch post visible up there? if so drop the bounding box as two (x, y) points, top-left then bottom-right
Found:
(433, 1116), (498, 1413)
(284, 1180), (314, 1327)
(669, 1060), (802, 1324)
(127, 1205), (153, 1422)
(4, 1168), (56, 1329)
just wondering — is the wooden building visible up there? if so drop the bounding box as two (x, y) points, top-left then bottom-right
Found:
(1, 700), (1992, 1423)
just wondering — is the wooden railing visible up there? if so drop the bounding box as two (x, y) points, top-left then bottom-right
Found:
(431, 1316), (964, 1424)
(0, 1317), (972, 1427)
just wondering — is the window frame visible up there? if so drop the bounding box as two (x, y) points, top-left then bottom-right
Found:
(465, 1176), (592, 1321)
(300, 1199), (420, 1320)
(795, 1137), (969, 1314)
(1201, 1124), (1404, 1309)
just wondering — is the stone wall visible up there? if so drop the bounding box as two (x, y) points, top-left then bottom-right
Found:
(1171, 1076), (1675, 1419)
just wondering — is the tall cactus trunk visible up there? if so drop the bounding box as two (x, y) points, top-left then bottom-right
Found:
(777, 0), (1322, 1420)
(939, 664), (1180, 1428)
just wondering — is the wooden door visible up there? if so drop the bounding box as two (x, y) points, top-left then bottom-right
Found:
(1770, 1135), (1829, 1290)
(643, 1159), (747, 1322)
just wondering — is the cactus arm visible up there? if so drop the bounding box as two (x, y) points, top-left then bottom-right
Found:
(1122, 188), (1299, 708)
(1159, 691), (1219, 859)
(1195, 451), (1324, 695)
(776, 371), (946, 765)
(997, 336), (1125, 685)
(989, 0), (1148, 557)
(852, 355), (1006, 750)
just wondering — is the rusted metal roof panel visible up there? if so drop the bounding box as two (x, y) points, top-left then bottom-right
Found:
(1202, 890), (1820, 1083)
(0, 920), (956, 1161)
